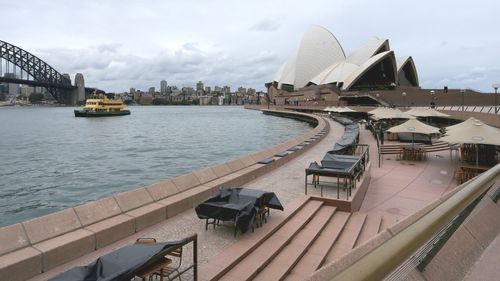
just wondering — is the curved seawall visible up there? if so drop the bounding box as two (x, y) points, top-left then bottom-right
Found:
(0, 109), (329, 281)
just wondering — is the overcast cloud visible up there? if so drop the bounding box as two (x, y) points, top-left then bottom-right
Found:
(1, 0), (499, 92)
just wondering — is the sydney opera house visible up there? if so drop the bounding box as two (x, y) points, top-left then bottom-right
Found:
(267, 25), (495, 108)
(273, 25), (418, 92)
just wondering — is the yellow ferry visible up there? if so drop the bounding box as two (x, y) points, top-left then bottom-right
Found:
(74, 90), (131, 117)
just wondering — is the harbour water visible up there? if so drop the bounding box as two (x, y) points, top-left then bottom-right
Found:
(0, 106), (311, 227)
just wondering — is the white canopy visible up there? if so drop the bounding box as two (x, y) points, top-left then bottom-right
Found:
(331, 106), (356, 113)
(386, 118), (441, 135)
(405, 107), (450, 118)
(440, 118), (500, 146)
(369, 108), (413, 120)
(322, 106), (336, 112)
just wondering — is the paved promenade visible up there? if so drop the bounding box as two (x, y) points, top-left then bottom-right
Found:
(31, 116), (459, 281)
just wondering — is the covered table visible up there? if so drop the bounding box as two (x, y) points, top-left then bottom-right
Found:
(195, 187), (283, 235)
(49, 238), (192, 281)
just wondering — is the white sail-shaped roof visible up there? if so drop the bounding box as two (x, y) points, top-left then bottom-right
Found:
(346, 37), (389, 66)
(341, 51), (397, 90)
(274, 26), (418, 91)
(274, 25), (345, 90)
(396, 56), (419, 86)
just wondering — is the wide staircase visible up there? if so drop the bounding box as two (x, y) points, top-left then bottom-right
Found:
(199, 197), (398, 281)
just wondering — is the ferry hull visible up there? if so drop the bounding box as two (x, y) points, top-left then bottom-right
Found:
(74, 109), (131, 117)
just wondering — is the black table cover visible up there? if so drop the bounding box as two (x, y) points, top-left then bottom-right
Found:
(49, 240), (184, 281)
(195, 187), (283, 233)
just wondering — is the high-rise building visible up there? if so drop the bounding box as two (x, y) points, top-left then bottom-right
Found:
(205, 86), (211, 94)
(130, 88), (136, 94)
(223, 86), (231, 95)
(160, 80), (168, 94)
(196, 81), (204, 91)
(148, 87), (155, 94)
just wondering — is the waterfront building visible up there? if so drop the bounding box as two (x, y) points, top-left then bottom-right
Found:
(148, 87), (155, 94)
(223, 85), (231, 95)
(205, 86), (211, 94)
(238, 86), (247, 95)
(273, 25), (418, 92)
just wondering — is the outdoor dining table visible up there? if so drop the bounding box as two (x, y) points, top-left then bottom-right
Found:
(398, 145), (427, 161)
(195, 187), (284, 235)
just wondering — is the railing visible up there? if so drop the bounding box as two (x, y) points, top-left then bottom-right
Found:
(329, 163), (500, 281)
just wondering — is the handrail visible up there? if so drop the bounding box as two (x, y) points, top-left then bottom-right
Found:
(330, 163), (500, 281)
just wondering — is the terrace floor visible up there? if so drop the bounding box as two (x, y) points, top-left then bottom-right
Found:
(30, 116), (459, 281)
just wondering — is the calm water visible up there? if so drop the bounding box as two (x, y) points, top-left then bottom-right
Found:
(0, 106), (311, 227)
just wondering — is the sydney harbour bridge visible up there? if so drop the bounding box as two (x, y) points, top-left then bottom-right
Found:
(0, 39), (95, 105)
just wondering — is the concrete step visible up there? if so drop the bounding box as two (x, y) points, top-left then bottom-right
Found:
(198, 195), (310, 281)
(252, 205), (337, 281)
(284, 211), (351, 281)
(379, 213), (399, 232)
(218, 200), (324, 281)
(354, 213), (382, 247)
(323, 212), (367, 264)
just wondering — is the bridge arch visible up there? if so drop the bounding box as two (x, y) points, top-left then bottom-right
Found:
(0, 39), (73, 102)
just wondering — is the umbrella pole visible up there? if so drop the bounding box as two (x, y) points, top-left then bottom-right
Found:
(476, 144), (479, 169)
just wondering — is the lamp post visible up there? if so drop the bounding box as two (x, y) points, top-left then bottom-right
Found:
(493, 84), (499, 114)
(376, 93), (380, 107)
(460, 89), (466, 111)
(402, 92), (407, 108)
(430, 90), (435, 108)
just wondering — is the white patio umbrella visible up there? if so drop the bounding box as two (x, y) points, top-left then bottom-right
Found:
(441, 119), (500, 146)
(331, 106), (356, 113)
(405, 107), (450, 118)
(441, 118), (500, 167)
(444, 117), (478, 133)
(386, 117), (440, 147)
(370, 108), (413, 120)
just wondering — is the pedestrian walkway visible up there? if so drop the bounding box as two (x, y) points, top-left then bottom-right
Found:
(30, 116), (461, 281)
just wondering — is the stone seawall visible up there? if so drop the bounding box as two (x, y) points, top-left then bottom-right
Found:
(0, 109), (329, 281)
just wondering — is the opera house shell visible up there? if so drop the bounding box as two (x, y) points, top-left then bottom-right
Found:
(273, 25), (419, 92)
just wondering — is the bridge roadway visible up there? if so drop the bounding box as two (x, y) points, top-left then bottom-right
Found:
(30, 115), (458, 281)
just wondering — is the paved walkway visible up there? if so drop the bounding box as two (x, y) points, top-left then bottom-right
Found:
(31, 116), (460, 281)
(359, 126), (458, 220)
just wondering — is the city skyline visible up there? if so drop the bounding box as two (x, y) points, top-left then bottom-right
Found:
(2, 0), (499, 93)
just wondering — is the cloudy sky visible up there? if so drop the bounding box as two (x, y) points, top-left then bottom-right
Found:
(2, 0), (499, 92)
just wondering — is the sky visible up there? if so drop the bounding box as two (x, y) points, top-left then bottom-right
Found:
(1, 0), (499, 93)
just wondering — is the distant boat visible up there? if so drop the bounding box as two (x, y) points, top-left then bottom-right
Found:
(74, 91), (131, 117)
